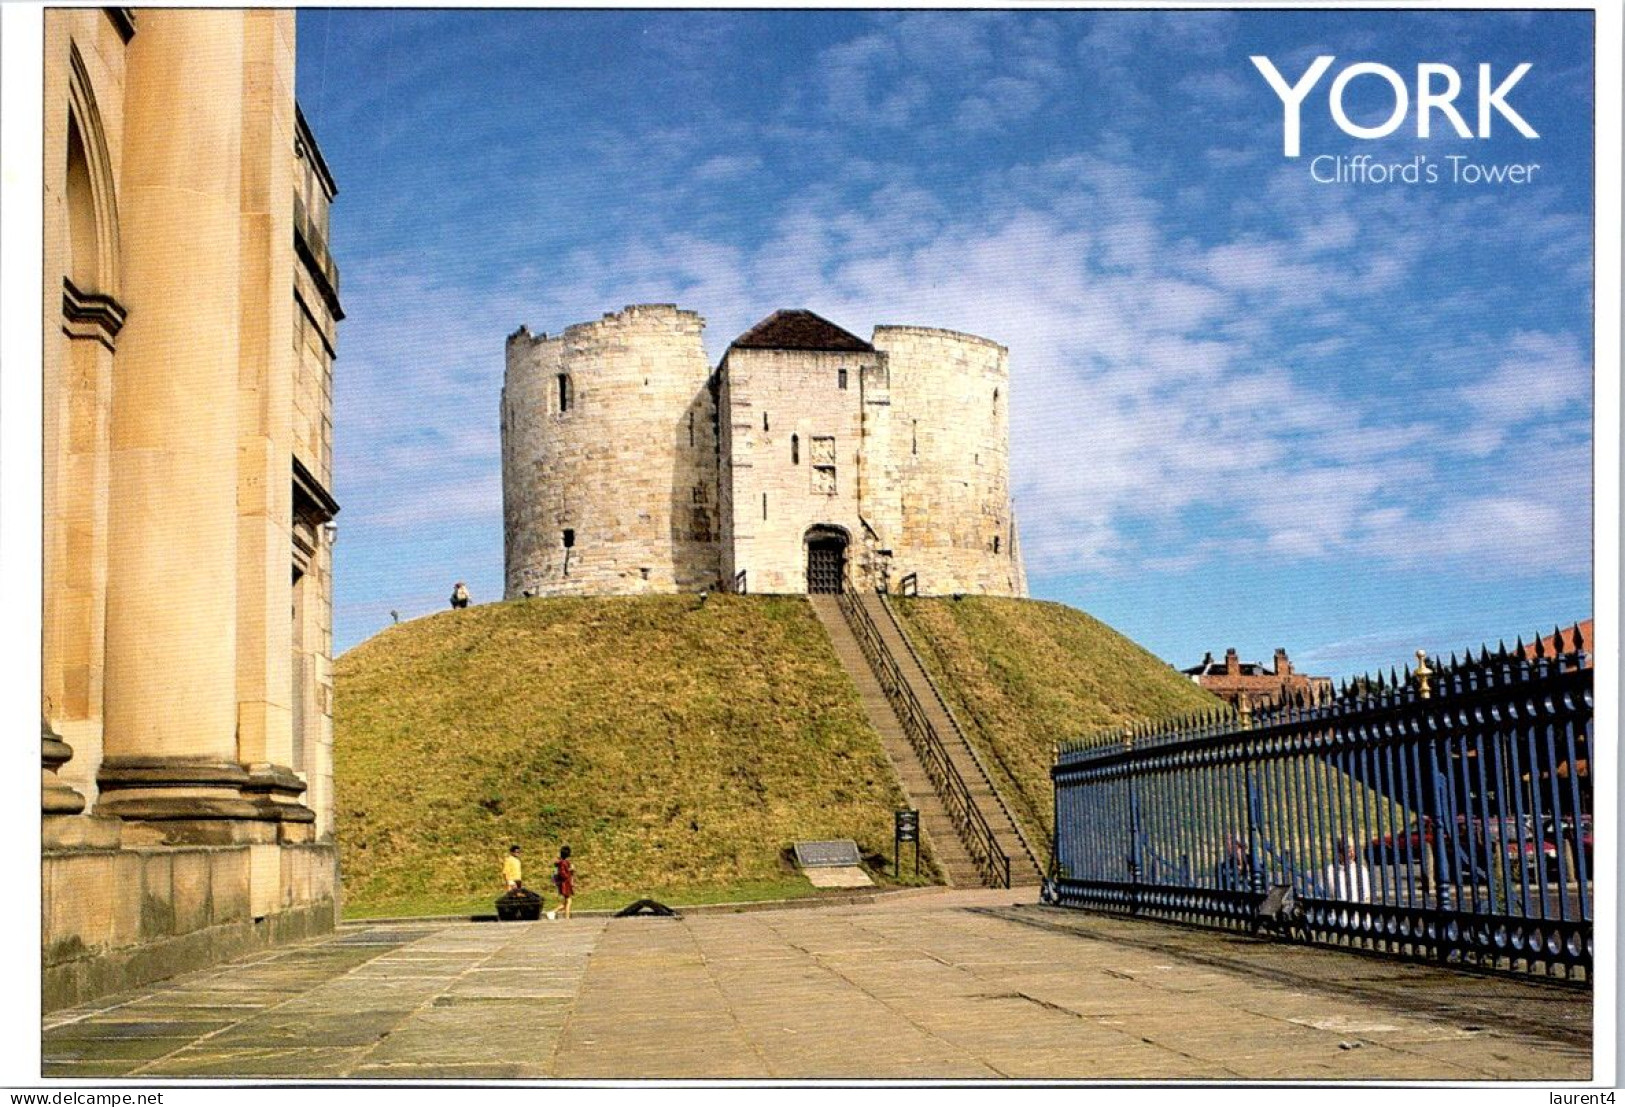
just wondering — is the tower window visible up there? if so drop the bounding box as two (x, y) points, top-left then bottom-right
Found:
(912, 420), (918, 456)
(763, 411), (770, 432)
(791, 434), (799, 465)
(762, 493), (768, 521)
(688, 411), (695, 447)
(562, 529), (575, 548)
(993, 535), (1001, 554)
(557, 373), (573, 413)
(838, 367), (848, 390)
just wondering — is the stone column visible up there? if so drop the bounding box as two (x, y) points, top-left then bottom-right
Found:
(98, 10), (260, 841)
(234, 10), (313, 834)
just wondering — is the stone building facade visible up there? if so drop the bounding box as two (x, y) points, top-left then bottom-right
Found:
(41, 8), (342, 1010)
(503, 306), (1027, 599)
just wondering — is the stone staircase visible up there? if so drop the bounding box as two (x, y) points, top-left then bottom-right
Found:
(809, 593), (1043, 888)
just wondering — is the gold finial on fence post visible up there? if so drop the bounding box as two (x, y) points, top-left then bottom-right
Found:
(1414, 650), (1433, 699)
(1237, 694), (1252, 729)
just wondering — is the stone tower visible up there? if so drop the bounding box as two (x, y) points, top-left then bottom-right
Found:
(502, 306), (1027, 599)
(876, 326), (1027, 597)
(501, 304), (719, 597)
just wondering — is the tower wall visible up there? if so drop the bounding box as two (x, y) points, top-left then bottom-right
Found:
(719, 346), (883, 594)
(875, 326), (1025, 597)
(502, 304), (719, 597)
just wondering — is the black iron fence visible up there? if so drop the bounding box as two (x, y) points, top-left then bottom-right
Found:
(1050, 627), (1593, 981)
(837, 574), (1012, 888)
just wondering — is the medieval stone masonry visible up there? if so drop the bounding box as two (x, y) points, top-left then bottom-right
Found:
(502, 306), (1028, 599)
(41, 9), (342, 1010)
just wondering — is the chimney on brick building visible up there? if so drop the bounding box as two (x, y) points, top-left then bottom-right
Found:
(1224, 647), (1240, 676)
(1274, 648), (1292, 676)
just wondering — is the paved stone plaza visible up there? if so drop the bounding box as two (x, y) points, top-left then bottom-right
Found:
(43, 889), (1591, 1081)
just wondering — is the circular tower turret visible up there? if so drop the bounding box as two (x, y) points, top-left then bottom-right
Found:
(501, 304), (719, 597)
(873, 325), (1026, 597)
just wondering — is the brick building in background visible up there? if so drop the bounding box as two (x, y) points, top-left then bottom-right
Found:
(1182, 647), (1332, 709)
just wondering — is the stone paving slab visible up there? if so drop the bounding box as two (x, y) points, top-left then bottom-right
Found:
(39, 889), (1592, 1081)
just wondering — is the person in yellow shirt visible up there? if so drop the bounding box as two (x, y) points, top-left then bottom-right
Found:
(503, 844), (523, 891)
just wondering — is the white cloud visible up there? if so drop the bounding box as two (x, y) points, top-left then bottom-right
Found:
(1463, 331), (1590, 425)
(692, 154), (762, 182)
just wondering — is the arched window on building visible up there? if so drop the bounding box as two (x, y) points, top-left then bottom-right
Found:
(66, 117), (98, 291)
(557, 373), (572, 413)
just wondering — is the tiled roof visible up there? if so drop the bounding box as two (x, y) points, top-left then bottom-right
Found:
(730, 310), (873, 352)
(1516, 619), (1593, 662)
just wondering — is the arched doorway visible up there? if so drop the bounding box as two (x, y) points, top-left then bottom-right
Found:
(804, 525), (849, 594)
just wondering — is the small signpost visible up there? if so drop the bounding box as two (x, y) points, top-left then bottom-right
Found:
(894, 808), (919, 877)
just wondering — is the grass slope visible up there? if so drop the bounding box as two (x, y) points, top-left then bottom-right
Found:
(335, 595), (930, 917)
(889, 596), (1221, 850)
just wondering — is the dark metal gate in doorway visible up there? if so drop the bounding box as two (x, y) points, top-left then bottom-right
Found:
(807, 535), (846, 593)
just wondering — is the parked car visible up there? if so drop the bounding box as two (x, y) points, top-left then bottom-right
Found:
(1366, 815), (1544, 882)
(1539, 814), (1593, 882)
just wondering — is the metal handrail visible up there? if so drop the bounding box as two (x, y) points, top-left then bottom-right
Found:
(871, 591), (1045, 880)
(836, 573), (1011, 888)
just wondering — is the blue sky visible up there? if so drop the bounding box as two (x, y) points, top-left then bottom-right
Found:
(296, 9), (1594, 682)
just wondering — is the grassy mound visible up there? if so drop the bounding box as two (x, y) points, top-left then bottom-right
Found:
(889, 596), (1221, 850)
(335, 595), (928, 917)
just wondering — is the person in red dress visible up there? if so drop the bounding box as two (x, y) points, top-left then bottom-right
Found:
(552, 845), (575, 919)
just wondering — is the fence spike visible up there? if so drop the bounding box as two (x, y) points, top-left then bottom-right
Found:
(1496, 638), (1509, 660)
(1514, 634), (1526, 660)
(1480, 644), (1493, 666)
(1573, 621), (1585, 652)
(1532, 631), (1545, 659)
